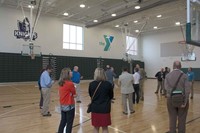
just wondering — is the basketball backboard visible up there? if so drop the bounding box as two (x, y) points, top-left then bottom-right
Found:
(21, 44), (41, 59)
(186, 0), (200, 46)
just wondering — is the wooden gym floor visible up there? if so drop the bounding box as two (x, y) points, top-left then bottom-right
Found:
(0, 79), (200, 133)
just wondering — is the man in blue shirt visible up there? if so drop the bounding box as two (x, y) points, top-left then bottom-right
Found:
(40, 65), (54, 116)
(187, 67), (195, 99)
(71, 66), (83, 103)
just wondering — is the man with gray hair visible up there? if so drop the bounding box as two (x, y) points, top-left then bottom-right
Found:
(164, 61), (191, 133)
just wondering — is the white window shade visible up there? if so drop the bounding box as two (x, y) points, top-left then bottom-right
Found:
(63, 24), (84, 50)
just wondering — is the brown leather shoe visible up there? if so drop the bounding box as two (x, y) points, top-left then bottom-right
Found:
(123, 112), (128, 115)
(77, 101), (81, 103)
(43, 112), (52, 117)
(130, 111), (135, 114)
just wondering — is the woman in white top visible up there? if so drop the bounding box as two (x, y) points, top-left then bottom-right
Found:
(133, 67), (141, 104)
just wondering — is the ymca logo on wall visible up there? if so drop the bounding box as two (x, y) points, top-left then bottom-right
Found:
(14, 17), (38, 41)
(99, 35), (114, 51)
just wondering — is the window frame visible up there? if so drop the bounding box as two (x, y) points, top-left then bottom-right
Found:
(63, 24), (84, 50)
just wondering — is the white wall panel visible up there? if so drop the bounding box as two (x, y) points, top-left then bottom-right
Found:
(0, 7), (142, 60)
(142, 30), (200, 78)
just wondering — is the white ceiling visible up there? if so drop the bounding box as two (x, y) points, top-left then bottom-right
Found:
(0, 0), (189, 34)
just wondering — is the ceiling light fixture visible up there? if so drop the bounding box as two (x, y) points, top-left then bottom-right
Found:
(154, 26), (158, 29)
(80, 4), (85, 8)
(28, 5), (34, 8)
(134, 20), (138, 23)
(111, 13), (116, 17)
(115, 25), (119, 27)
(93, 20), (98, 23)
(135, 6), (140, 9)
(135, 30), (139, 33)
(175, 22), (181, 25)
(63, 12), (69, 16)
(157, 15), (162, 18)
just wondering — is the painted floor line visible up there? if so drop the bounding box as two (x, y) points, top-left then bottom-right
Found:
(9, 85), (26, 93)
(0, 104), (36, 117)
(75, 113), (127, 133)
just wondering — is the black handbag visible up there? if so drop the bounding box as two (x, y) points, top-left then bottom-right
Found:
(87, 82), (101, 113)
(170, 73), (185, 108)
(87, 103), (92, 113)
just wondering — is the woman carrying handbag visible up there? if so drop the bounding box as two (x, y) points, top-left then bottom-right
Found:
(88, 68), (113, 133)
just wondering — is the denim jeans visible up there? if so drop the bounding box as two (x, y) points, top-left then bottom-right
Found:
(58, 108), (75, 133)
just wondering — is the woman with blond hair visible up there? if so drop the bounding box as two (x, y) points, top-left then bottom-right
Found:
(88, 68), (113, 133)
(57, 68), (76, 133)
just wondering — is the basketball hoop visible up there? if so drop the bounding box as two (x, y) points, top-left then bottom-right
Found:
(178, 40), (195, 60)
(178, 41), (195, 53)
(21, 44), (41, 59)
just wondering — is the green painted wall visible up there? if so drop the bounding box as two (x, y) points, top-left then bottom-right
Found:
(0, 52), (144, 82)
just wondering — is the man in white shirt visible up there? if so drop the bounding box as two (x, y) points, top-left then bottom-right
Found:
(118, 67), (135, 115)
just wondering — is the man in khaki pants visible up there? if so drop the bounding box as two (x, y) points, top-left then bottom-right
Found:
(118, 67), (135, 115)
(165, 61), (191, 133)
(40, 65), (54, 116)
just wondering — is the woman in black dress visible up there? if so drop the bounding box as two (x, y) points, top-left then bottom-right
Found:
(88, 68), (113, 133)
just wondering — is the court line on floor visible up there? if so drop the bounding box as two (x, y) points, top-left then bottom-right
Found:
(8, 85), (26, 93)
(0, 109), (40, 118)
(1, 98), (60, 108)
(186, 116), (200, 124)
(73, 118), (91, 128)
(2, 102), (37, 108)
(0, 92), (39, 95)
(75, 113), (127, 133)
(0, 104), (36, 117)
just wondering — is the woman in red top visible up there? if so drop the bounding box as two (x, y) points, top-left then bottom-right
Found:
(57, 68), (76, 133)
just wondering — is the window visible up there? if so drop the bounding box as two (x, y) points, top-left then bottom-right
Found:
(126, 36), (137, 55)
(63, 24), (83, 50)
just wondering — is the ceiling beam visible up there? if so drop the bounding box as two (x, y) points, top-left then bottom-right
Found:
(85, 0), (177, 28)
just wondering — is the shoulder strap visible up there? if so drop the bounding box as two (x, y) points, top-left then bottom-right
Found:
(91, 82), (102, 101)
(172, 73), (183, 92)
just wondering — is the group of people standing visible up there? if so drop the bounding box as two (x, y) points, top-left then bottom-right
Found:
(118, 64), (146, 115)
(154, 62), (195, 133)
(155, 67), (170, 96)
(37, 63), (147, 133)
(155, 66), (195, 99)
(89, 64), (146, 133)
(38, 62), (195, 133)
(38, 65), (82, 133)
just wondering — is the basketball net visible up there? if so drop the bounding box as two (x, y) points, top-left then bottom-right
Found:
(29, 43), (35, 59)
(178, 41), (195, 59)
(30, 53), (35, 60)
